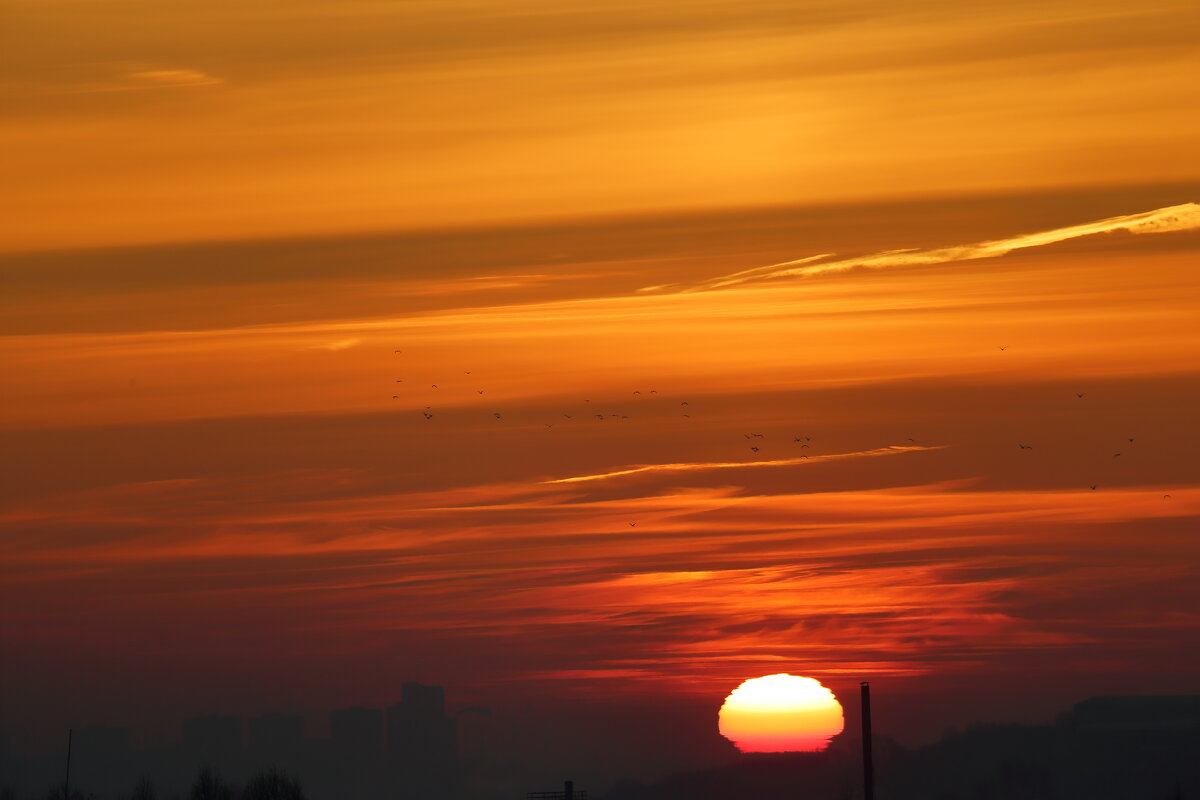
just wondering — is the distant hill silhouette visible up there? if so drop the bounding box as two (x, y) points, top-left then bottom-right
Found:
(603, 696), (1200, 800)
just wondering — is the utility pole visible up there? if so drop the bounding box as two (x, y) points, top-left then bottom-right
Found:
(860, 682), (874, 800)
(64, 728), (73, 800)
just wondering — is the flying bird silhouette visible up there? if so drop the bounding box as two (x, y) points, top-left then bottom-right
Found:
(998, 346), (1008, 351)
(1076, 392), (1085, 398)
(1019, 444), (1033, 450)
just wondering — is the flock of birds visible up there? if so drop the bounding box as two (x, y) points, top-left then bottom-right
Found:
(387, 347), (1173, 501)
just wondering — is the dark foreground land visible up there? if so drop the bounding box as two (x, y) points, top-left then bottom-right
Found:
(4, 696), (1198, 800)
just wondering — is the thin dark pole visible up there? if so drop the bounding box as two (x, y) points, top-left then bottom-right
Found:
(860, 682), (874, 800)
(64, 728), (73, 800)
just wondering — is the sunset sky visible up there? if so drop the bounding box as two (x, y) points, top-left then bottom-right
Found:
(2, 0), (1200, 759)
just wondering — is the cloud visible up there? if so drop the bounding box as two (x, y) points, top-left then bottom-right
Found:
(303, 337), (361, 351)
(125, 69), (222, 89)
(543, 444), (944, 484)
(675, 202), (1200, 292)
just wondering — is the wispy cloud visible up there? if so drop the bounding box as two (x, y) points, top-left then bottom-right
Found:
(674, 202), (1200, 292)
(125, 69), (222, 89)
(543, 444), (945, 484)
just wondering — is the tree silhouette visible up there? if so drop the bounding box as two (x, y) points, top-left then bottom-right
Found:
(130, 775), (156, 800)
(240, 768), (306, 800)
(188, 767), (232, 800)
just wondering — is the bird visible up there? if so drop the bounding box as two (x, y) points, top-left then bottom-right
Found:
(395, 379), (404, 383)
(1019, 444), (1033, 450)
(493, 412), (502, 419)
(464, 371), (472, 374)
(1128, 437), (1135, 443)
(998, 346), (1008, 351)
(750, 446), (759, 453)
(1090, 485), (1097, 491)
(628, 522), (637, 527)
(1076, 392), (1085, 398)
(394, 349), (403, 354)
(650, 390), (658, 395)
(545, 424), (554, 429)
(432, 384), (439, 389)
(681, 401), (689, 407)
(1164, 494), (1172, 499)
(682, 414), (690, 418)
(392, 395), (399, 400)
(633, 391), (641, 395)
(801, 444), (810, 449)
(564, 415), (573, 419)
(477, 390), (485, 395)
(1113, 452), (1122, 457)
(594, 414), (604, 420)
(907, 437), (916, 442)
(422, 412), (433, 420)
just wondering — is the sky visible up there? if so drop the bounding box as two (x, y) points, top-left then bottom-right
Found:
(2, 0), (1200, 759)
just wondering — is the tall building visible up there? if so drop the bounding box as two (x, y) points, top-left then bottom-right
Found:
(387, 682), (457, 800)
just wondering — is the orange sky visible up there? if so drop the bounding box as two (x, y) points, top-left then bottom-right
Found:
(2, 0), (1199, 750)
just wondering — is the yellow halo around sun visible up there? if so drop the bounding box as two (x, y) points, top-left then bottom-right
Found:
(718, 674), (845, 753)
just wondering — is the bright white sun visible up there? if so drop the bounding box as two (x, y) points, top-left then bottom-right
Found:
(718, 674), (844, 753)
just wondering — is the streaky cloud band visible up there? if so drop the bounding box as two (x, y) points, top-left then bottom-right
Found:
(542, 444), (945, 484)
(673, 202), (1200, 292)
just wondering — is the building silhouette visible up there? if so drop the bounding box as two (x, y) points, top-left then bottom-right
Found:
(387, 682), (457, 800)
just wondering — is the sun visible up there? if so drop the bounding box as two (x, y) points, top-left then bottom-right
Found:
(718, 674), (845, 753)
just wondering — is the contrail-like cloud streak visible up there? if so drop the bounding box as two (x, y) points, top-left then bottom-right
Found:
(543, 444), (945, 484)
(678, 202), (1200, 292)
